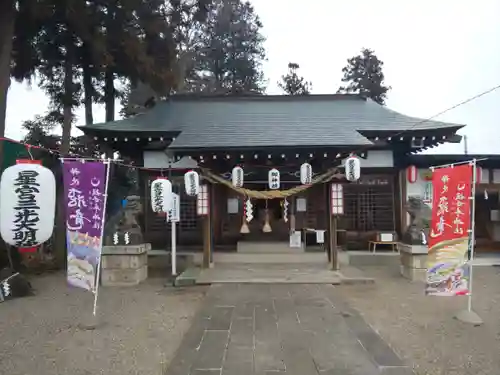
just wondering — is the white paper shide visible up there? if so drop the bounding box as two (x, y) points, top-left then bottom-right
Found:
(232, 166), (244, 188)
(268, 168), (280, 190)
(0, 163), (56, 247)
(184, 170), (200, 196)
(300, 163), (312, 185)
(345, 156), (361, 182)
(151, 178), (172, 213)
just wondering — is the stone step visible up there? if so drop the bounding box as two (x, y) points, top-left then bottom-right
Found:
(174, 267), (201, 287)
(237, 241), (304, 253)
(196, 264), (341, 284)
(213, 252), (327, 264)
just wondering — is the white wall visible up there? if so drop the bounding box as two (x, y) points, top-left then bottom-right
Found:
(143, 151), (198, 170)
(342, 150), (394, 168)
(406, 169), (432, 200)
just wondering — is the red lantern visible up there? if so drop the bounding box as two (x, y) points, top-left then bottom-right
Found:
(406, 165), (417, 183)
(421, 170), (433, 181)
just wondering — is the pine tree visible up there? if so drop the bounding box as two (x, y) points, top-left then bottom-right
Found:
(278, 62), (311, 95)
(337, 48), (391, 105)
(184, 0), (266, 94)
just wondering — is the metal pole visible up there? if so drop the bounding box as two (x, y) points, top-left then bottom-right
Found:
(93, 159), (112, 317)
(431, 158), (488, 170)
(168, 158), (174, 278)
(468, 159), (477, 312)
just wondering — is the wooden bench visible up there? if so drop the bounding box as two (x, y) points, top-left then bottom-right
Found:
(369, 232), (398, 253)
(369, 241), (398, 253)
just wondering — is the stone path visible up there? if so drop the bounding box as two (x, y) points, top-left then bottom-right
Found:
(164, 284), (413, 375)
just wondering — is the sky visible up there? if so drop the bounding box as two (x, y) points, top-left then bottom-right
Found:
(6, 0), (500, 154)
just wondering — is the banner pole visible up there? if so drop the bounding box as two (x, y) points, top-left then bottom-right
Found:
(431, 157), (488, 170)
(454, 158), (483, 325)
(468, 159), (477, 312)
(92, 159), (112, 317)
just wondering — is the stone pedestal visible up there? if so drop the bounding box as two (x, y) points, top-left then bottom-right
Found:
(398, 243), (428, 281)
(101, 244), (150, 286)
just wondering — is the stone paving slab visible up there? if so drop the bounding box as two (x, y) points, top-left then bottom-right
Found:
(164, 284), (413, 375)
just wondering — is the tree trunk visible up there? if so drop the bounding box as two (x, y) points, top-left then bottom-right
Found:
(0, 0), (16, 166)
(82, 45), (93, 125)
(60, 54), (73, 154)
(104, 68), (115, 122)
(54, 34), (75, 268)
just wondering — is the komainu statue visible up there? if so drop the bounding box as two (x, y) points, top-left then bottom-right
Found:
(403, 196), (432, 245)
(104, 195), (144, 245)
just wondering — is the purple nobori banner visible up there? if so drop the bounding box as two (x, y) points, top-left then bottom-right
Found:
(62, 161), (107, 292)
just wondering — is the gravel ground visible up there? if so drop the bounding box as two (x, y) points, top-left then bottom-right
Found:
(0, 272), (207, 375)
(335, 265), (500, 375)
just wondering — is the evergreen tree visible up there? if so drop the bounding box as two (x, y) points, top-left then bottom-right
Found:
(184, 0), (266, 94)
(5, 0), (210, 267)
(278, 62), (311, 95)
(337, 48), (391, 105)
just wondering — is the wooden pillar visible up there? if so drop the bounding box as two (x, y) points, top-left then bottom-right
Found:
(202, 183), (213, 268)
(399, 168), (408, 234)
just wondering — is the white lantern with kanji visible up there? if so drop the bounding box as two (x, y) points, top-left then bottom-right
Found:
(406, 165), (418, 183)
(300, 163), (312, 185)
(184, 170), (200, 196)
(0, 162), (56, 247)
(268, 168), (280, 190)
(150, 178), (172, 213)
(344, 156), (361, 182)
(232, 166), (244, 188)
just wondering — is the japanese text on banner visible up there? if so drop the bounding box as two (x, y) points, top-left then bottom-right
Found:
(426, 164), (472, 296)
(63, 161), (107, 292)
(428, 165), (472, 248)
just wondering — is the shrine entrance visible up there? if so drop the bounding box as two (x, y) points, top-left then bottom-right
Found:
(243, 197), (290, 242)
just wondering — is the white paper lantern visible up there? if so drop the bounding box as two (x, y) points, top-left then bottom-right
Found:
(300, 163), (312, 185)
(0, 163), (56, 247)
(268, 168), (280, 190)
(345, 156), (361, 182)
(184, 170), (200, 196)
(232, 166), (244, 188)
(150, 178), (172, 213)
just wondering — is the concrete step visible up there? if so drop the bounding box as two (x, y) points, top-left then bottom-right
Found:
(196, 264), (341, 284)
(213, 252), (327, 264)
(237, 241), (304, 253)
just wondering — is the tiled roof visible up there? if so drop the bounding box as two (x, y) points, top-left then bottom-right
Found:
(79, 94), (464, 149)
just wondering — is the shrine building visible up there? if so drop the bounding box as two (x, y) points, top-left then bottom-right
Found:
(79, 94), (465, 267)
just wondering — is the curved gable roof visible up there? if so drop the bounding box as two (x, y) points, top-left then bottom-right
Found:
(79, 94), (464, 149)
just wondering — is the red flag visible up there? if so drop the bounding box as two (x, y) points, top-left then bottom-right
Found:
(428, 164), (472, 249)
(426, 164), (473, 296)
